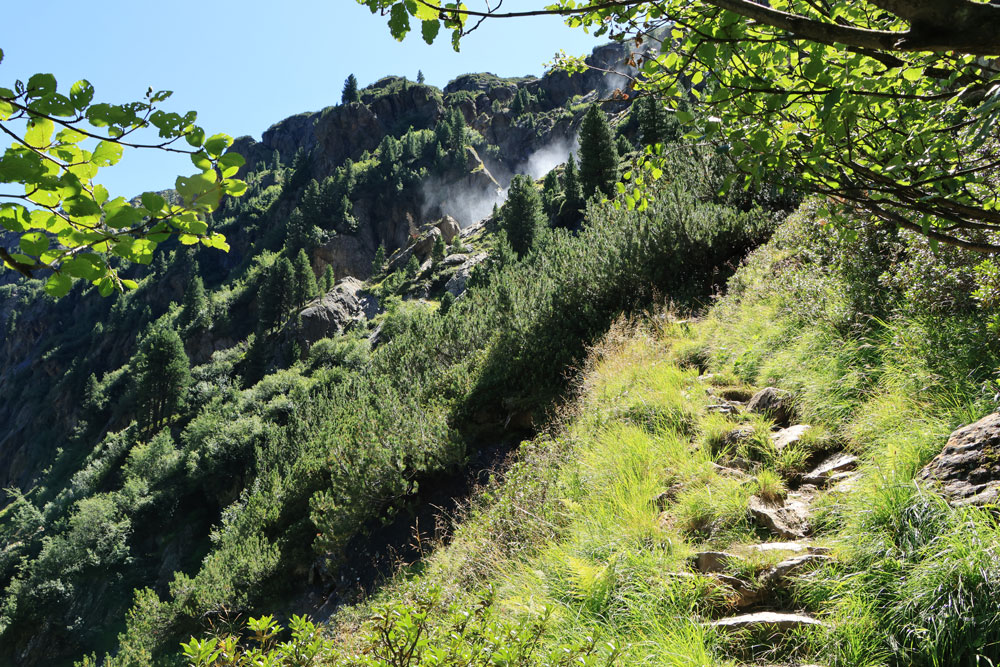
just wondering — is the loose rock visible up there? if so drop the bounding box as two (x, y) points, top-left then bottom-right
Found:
(748, 495), (810, 539)
(746, 387), (794, 425)
(802, 453), (858, 486)
(772, 425), (812, 451)
(917, 412), (1000, 506)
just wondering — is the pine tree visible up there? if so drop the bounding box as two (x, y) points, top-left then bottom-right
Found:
(178, 274), (210, 331)
(541, 170), (561, 224)
(432, 234), (447, 264)
(501, 174), (545, 257)
(405, 254), (421, 280)
(342, 74), (361, 104)
(133, 323), (191, 432)
(371, 244), (387, 276)
(560, 153), (584, 225)
(416, 70), (425, 84)
(578, 104), (619, 199)
(259, 257), (296, 332)
(322, 265), (336, 293)
(439, 291), (454, 315)
(288, 148), (312, 191)
(293, 249), (318, 305)
(285, 208), (320, 255)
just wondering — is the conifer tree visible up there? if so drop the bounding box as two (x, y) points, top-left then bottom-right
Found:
(133, 323), (191, 432)
(541, 170), (561, 224)
(371, 244), (387, 276)
(439, 291), (454, 315)
(259, 257), (296, 332)
(342, 74), (361, 104)
(416, 70), (425, 84)
(322, 265), (336, 293)
(578, 104), (619, 199)
(432, 234), (447, 264)
(405, 254), (421, 280)
(560, 153), (584, 225)
(501, 174), (545, 257)
(285, 208), (321, 255)
(293, 249), (318, 304)
(178, 274), (210, 331)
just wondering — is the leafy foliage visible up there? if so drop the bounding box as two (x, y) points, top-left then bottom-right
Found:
(0, 51), (245, 294)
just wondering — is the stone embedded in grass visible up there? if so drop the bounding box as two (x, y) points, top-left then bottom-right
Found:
(706, 402), (739, 415)
(772, 424), (811, 451)
(917, 412), (1000, 507)
(746, 387), (794, 425)
(759, 553), (832, 589)
(748, 495), (810, 539)
(713, 573), (761, 607)
(801, 452), (858, 486)
(690, 550), (744, 573)
(707, 611), (825, 632)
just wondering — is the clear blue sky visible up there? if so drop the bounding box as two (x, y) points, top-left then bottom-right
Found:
(1, 1), (603, 197)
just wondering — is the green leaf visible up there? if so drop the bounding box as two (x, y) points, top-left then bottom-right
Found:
(421, 19), (440, 44)
(45, 273), (72, 298)
(142, 192), (166, 213)
(70, 80), (95, 109)
(91, 141), (123, 166)
(191, 151), (213, 171)
(185, 126), (206, 148)
(26, 73), (57, 98)
(24, 118), (54, 148)
(203, 133), (233, 157)
(20, 232), (49, 256)
(217, 152), (245, 177)
(902, 67), (923, 82)
(389, 2), (411, 40)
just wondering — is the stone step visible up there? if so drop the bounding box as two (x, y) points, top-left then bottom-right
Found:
(760, 553), (832, 588)
(690, 550), (745, 574)
(802, 452), (858, 486)
(707, 611), (824, 632)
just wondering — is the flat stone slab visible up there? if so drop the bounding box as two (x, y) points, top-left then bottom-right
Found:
(746, 541), (809, 554)
(918, 412), (1000, 506)
(761, 554), (832, 588)
(802, 452), (858, 486)
(772, 425), (812, 451)
(707, 611), (824, 632)
(714, 574), (761, 607)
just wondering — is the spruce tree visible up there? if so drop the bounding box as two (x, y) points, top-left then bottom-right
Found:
(322, 265), (336, 293)
(405, 254), (421, 280)
(560, 153), (584, 224)
(541, 170), (561, 224)
(259, 257), (296, 332)
(439, 291), (454, 315)
(501, 174), (545, 257)
(178, 274), (210, 331)
(342, 74), (361, 104)
(578, 104), (619, 199)
(133, 323), (191, 432)
(293, 249), (318, 304)
(416, 70), (425, 84)
(371, 244), (387, 276)
(432, 234), (447, 264)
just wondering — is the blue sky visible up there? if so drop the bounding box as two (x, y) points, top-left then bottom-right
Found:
(1, 1), (603, 197)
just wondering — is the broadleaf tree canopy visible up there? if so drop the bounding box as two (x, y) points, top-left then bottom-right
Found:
(362, 0), (1000, 252)
(0, 48), (246, 296)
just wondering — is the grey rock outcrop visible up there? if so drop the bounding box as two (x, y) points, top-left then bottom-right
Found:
(772, 424), (811, 451)
(918, 412), (1000, 506)
(802, 453), (858, 487)
(445, 252), (488, 297)
(297, 278), (379, 348)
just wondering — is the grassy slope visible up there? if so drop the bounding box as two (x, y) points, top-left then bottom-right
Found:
(308, 203), (1000, 667)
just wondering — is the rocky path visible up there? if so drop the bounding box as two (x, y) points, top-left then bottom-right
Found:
(685, 381), (863, 666)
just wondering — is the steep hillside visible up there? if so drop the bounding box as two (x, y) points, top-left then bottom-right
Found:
(0, 40), (790, 666)
(178, 201), (1000, 667)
